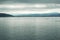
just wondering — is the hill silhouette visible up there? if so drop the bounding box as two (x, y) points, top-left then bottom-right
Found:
(0, 12), (60, 17)
(0, 13), (14, 17)
(15, 12), (60, 17)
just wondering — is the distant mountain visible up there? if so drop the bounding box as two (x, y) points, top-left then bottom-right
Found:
(0, 13), (14, 17)
(0, 12), (60, 17)
(15, 12), (60, 17)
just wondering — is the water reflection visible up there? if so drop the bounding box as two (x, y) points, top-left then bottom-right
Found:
(0, 17), (60, 40)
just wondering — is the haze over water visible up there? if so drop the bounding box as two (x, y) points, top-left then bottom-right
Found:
(0, 17), (60, 40)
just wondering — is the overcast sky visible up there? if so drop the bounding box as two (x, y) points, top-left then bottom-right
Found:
(0, 0), (60, 14)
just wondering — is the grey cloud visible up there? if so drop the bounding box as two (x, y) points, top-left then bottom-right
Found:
(0, 6), (59, 12)
(0, 0), (59, 4)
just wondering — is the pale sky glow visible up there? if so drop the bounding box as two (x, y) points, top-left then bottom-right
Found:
(0, 3), (60, 14)
(0, 4), (47, 8)
(0, 8), (60, 15)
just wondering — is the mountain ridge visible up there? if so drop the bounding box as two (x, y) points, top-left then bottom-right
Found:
(15, 12), (60, 17)
(0, 13), (14, 17)
(0, 12), (60, 17)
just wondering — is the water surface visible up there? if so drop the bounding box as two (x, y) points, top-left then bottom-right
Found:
(0, 17), (60, 40)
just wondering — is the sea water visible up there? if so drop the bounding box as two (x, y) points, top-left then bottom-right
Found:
(0, 17), (60, 40)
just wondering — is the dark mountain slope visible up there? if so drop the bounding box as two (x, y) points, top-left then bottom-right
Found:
(0, 13), (14, 17)
(16, 13), (60, 17)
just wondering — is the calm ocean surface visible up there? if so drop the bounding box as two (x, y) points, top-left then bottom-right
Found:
(0, 17), (60, 40)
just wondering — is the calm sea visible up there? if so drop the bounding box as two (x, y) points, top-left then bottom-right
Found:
(0, 17), (60, 40)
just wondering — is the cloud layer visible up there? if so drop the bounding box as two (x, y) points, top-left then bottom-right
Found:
(0, 0), (59, 4)
(0, 0), (60, 14)
(0, 4), (60, 14)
